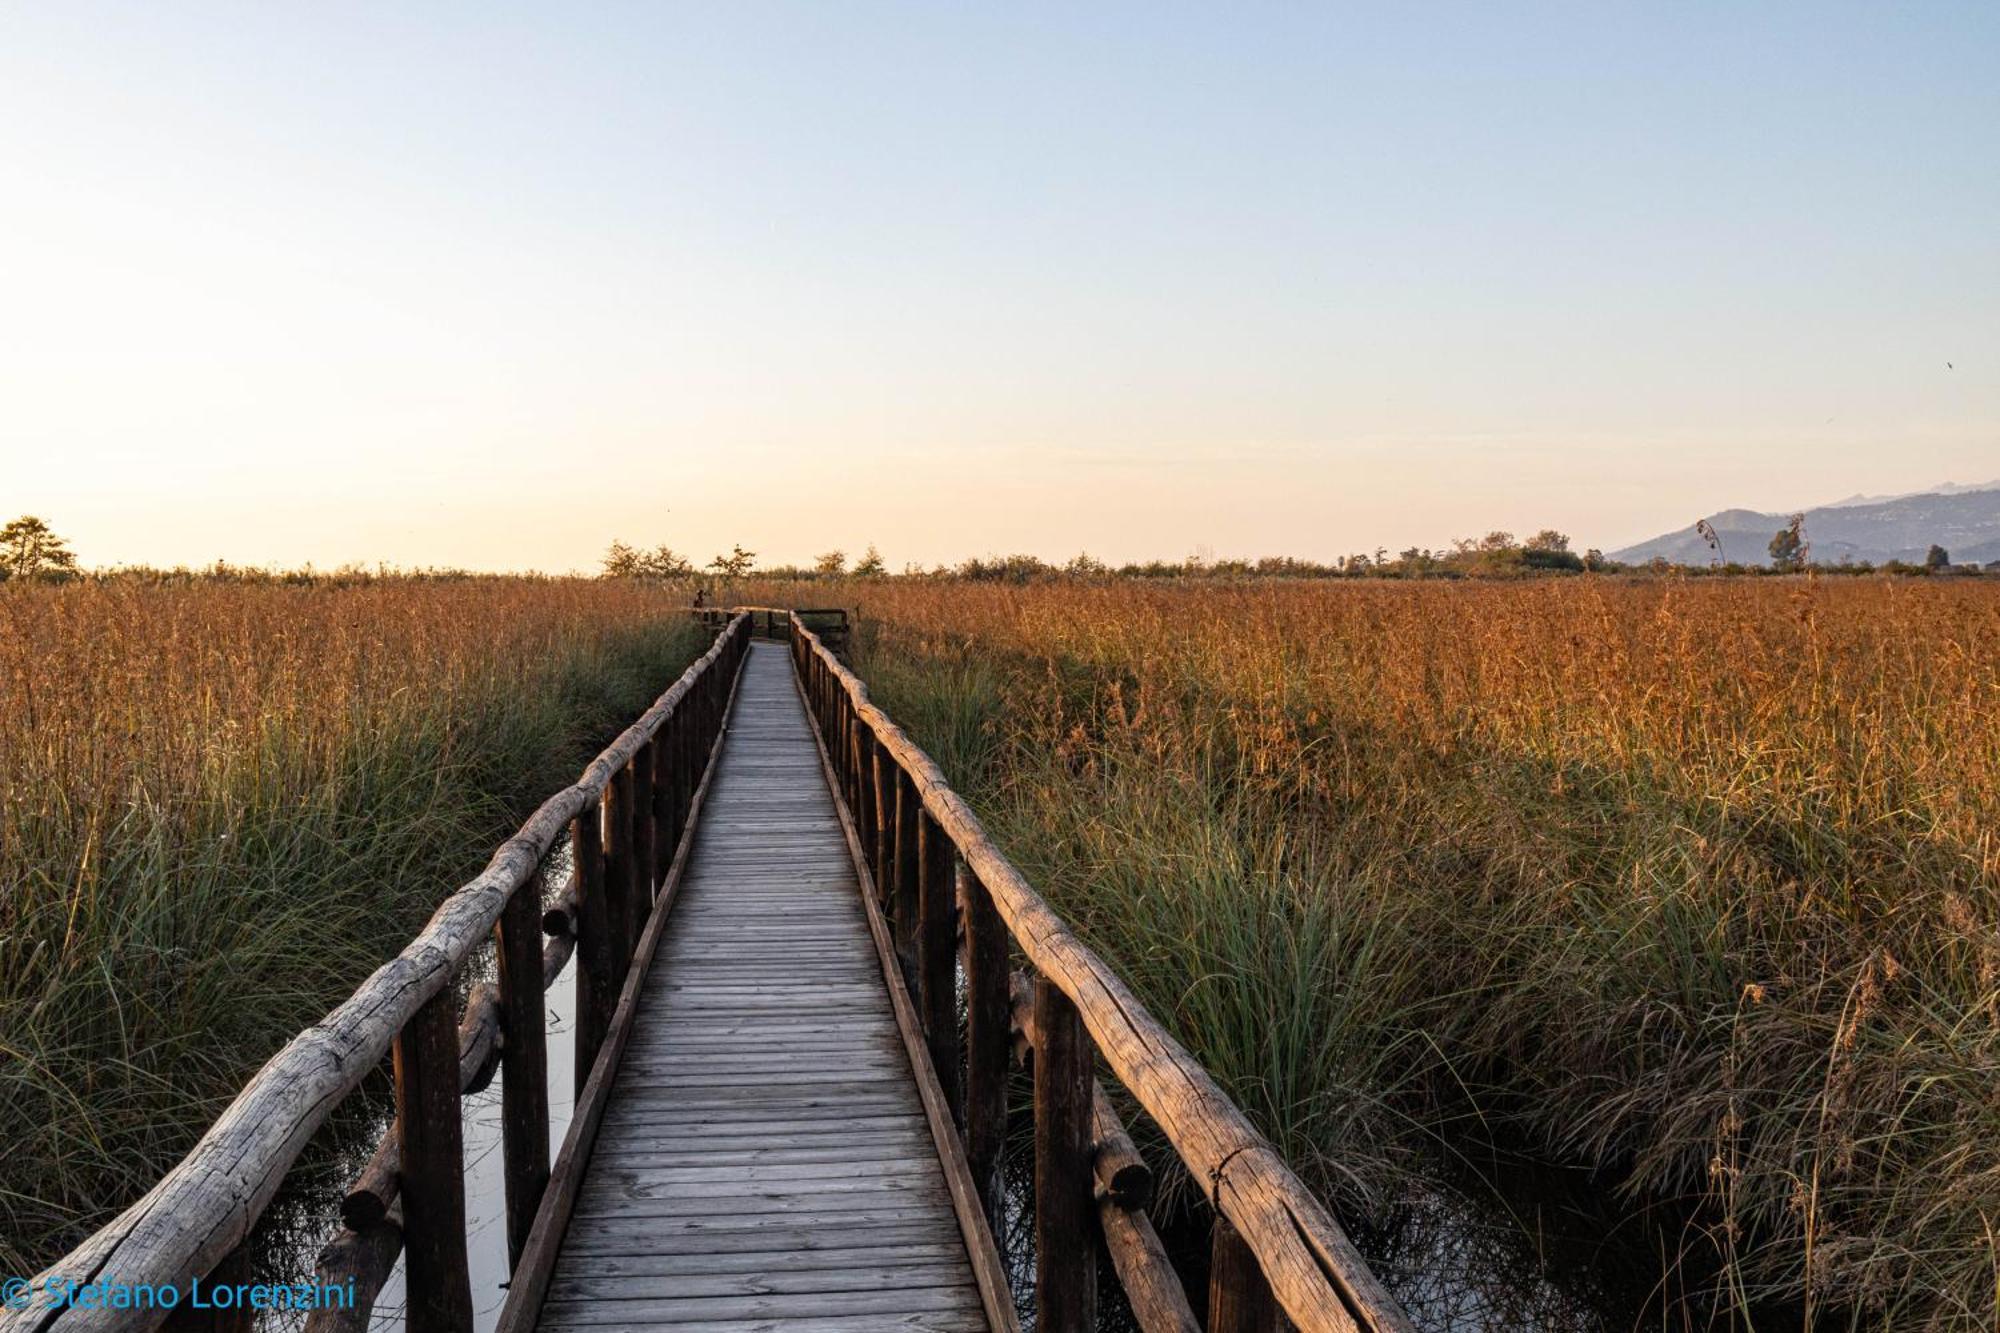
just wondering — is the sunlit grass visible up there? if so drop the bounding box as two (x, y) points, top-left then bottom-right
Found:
(748, 575), (2000, 1329)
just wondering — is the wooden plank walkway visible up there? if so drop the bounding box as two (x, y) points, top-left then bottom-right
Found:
(537, 640), (991, 1333)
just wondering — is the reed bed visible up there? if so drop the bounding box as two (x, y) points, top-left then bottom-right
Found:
(0, 576), (707, 1272)
(743, 575), (2000, 1330)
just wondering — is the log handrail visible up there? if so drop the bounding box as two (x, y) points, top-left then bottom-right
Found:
(788, 613), (1414, 1333)
(8, 613), (752, 1333)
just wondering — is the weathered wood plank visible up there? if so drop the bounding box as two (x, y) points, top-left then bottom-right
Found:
(544, 1304), (988, 1320)
(543, 1266), (978, 1302)
(552, 1246), (971, 1278)
(555, 1218), (956, 1256)
(536, 1285), (981, 1324)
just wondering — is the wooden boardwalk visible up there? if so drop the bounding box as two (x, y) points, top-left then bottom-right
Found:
(536, 641), (991, 1332)
(32, 611), (1410, 1333)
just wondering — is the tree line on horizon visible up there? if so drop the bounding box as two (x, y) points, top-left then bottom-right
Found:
(0, 513), (1982, 586)
(600, 523), (1984, 583)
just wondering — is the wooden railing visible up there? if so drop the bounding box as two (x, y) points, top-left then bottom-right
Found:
(5, 613), (752, 1333)
(700, 603), (849, 655)
(789, 614), (1416, 1333)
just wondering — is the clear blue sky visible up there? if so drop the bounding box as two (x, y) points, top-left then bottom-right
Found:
(2, 2), (1994, 570)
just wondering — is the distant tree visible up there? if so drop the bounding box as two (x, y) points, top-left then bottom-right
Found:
(1525, 529), (1571, 553)
(1477, 531), (1516, 553)
(1064, 552), (1107, 576)
(0, 516), (79, 581)
(814, 549), (847, 577)
(642, 545), (693, 577)
(603, 540), (692, 577)
(852, 545), (886, 578)
(1926, 543), (1950, 570)
(1583, 548), (1608, 572)
(602, 539), (641, 577)
(708, 544), (756, 577)
(1522, 547), (1585, 572)
(1768, 514), (1807, 572)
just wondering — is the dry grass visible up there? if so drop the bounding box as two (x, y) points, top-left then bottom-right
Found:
(0, 575), (707, 1271)
(744, 574), (2000, 1329)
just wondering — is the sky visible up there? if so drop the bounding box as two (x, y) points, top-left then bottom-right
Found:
(2, 2), (1995, 572)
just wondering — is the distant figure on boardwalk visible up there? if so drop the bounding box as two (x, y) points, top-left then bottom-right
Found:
(691, 586), (708, 609)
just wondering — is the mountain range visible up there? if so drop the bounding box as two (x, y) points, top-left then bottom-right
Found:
(1610, 481), (2000, 567)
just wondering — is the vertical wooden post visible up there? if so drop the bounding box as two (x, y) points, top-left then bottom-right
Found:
(892, 773), (921, 975)
(605, 766), (638, 971)
(869, 746), (892, 883)
(918, 814), (961, 1125)
(495, 874), (549, 1268)
(844, 704), (860, 808)
(395, 987), (474, 1333)
(962, 864), (1009, 1240)
(648, 730), (672, 880)
(851, 724), (873, 857)
(632, 741), (657, 916)
(1034, 976), (1097, 1333)
(824, 664), (838, 745)
(672, 709), (693, 848)
(572, 809), (612, 1088)
(164, 1249), (255, 1332)
(1208, 1215), (1281, 1333)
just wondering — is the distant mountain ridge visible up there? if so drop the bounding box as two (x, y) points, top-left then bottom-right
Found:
(1611, 482), (2000, 567)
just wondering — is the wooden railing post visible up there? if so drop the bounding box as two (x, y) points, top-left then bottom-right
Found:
(843, 702), (860, 809)
(572, 807), (612, 1087)
(605, 765), (638, 972)
(647, 732), (671, 882)
(1209, 1215), (1281, 1333)
(919, 813), (962, 1125)
(672, 707), (693, 849)
(851, 723), (874, 870)
(869, 744), (892, 883)
(1034, 975), (1098, 1333)
(892, 771), (921, 978)
(495, 875), (550, 1269)
(963, 864), (1009, 1240)
(164, 1248), (255, 1332)
(828, 668), (839, 752)
(394, 988), (474, 1333)
(632, 741), (657, 914)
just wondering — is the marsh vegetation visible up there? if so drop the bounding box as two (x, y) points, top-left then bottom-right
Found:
(738, 575), (2000, 1330)
(0, 576), (708, 1272)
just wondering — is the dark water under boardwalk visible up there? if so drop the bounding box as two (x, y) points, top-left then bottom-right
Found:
(977, 1073), (1726, 1333)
